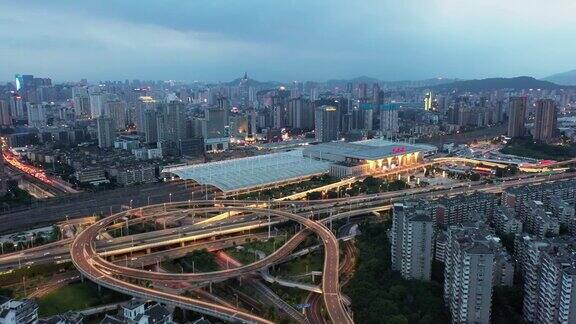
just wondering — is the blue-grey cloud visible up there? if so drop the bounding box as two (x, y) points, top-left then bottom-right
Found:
(1, 0), (575, 82)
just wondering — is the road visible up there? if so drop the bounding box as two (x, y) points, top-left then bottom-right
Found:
(0, 181), (203, 233)
(70, 203), (352, 324)
(4, 168), (576, 322)
(1, 154), (574, 233)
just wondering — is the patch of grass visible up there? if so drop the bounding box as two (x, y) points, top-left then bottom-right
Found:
(0, 262), (74, 287)
(244, 236), (288, 255)
(273, 251), (324, 284)
(344, 221), (450, 324)
(227, 248), (259, 265)
(501, 137), (576, 161)
(268, 283), (310, 307)
(36, 282), (128, 316)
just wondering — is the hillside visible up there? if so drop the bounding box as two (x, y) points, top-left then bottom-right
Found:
(430, 76), (567, 92)
(544, 69), (576, 86)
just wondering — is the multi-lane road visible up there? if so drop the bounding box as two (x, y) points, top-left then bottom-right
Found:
(70, 204), (351, 323)
(2, 163), (576, 323)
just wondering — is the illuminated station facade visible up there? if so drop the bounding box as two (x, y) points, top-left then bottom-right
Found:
(303, 140), (433, 178)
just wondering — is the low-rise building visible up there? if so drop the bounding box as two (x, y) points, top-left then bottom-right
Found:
(116, 165), (157, 186)
(0, 298), (39, 324)
(100, 299), (172, 324)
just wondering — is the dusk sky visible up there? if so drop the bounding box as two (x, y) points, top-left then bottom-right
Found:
(1, 0), (575, 82)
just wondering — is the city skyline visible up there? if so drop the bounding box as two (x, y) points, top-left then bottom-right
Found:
(1, 0), (576, 82)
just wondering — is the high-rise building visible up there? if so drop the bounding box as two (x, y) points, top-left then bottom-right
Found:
(27, 103), (47, 128)
(143, 109), (158, 144)
(507, 97), (527, 138)
(246, 110), (257, 140)
(372, 83), (381, 104)
(515, 236), (576, 323)
(89, 90), (106, 118)
(314, 105), (339, 142)
(9, 94), (24, 119)
(202, 107), (229, 152)
(96, 116), (115, 148)
(357, 83), (368, 102)
(444, 226), (495, 324)
(287, 97), (314, 130)
(135, 96), (156, 133)
(157, 101), (187, 155)
(72, 86), (91, 118)
(379, 103), (399, 137)
(533, 99), (557, 143)
(0, 100), (11, 126)
(424, 91), (433, 110)
(390, 202), (434, 281)
(106, 100), (127, 131)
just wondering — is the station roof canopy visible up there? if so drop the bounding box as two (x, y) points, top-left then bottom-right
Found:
(162, 150), (332, 193)
(303, 139), (436, 161)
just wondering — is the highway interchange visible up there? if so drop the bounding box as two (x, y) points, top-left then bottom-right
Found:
(1, 157), (576, 323)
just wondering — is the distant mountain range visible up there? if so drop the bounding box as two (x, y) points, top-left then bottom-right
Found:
(543, 69), (576, 86)
(217, 74), (574, 92)
(429, 76), (569, 92)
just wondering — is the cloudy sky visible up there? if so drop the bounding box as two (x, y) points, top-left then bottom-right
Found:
(1, 0), (575, 82)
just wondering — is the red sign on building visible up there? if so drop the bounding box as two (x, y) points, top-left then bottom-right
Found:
(391, 146), (406, 154)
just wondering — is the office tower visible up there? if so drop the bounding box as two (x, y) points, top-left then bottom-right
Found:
(424, 91), (433, 110)
(507, 97), (527, 138)
(202, 107), (229, 152)
(96, 116), (115, 148)
(106, 100), (127, 131)
(0, 100), (11, 126)
(444, 226), (495, 324)
(533, 99), (557, 143)
(390, 202), (434, 281)
(314, 105), (339, 142)
(15, 74), (33, 91)
(89, 90), (106, 118)
(27, 103), (47, 128)
(379, 103), (399, 137)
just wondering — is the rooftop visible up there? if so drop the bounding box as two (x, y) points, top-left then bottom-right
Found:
(163, 150), (332, 193)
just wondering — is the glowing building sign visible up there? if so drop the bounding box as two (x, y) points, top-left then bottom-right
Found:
(391, 146), (406, 154)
